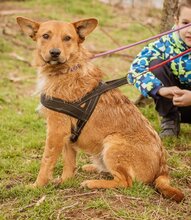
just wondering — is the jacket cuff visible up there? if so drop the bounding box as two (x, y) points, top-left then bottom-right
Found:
(148, 86), (163, 99)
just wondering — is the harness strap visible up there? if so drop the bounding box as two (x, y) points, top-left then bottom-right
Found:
(40, 76), (127, 142)
(70, 95), (100, 142)
(81, 76), (127, 102)
(41, 94), (90, 121)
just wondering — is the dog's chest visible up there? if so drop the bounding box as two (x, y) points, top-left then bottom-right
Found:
(39, 74), (96, 102)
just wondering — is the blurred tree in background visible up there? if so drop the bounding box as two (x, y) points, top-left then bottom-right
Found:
(160, 0), (179, 32)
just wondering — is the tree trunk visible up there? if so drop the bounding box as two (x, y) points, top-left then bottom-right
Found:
(160, 0), (179, 32)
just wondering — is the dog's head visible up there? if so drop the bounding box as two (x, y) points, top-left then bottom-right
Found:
(16, 17), (98, 66)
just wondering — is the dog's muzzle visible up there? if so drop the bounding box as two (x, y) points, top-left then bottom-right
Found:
(47, 48), (65, 65)
(49, 48), (61, 59)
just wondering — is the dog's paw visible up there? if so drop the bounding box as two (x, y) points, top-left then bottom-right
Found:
(82, 164), (98, 173)
(29, 179), (49, 188)
(25, 182), (39, 189)
(52, 177), (62, 186)
(81, 180), (96, 189)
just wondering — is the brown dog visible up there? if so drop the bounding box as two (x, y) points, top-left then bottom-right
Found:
(17, 16), (184, 202)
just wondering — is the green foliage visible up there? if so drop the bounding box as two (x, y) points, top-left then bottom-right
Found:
(18, 0), (114, 25)
(0, 38), (12, 53)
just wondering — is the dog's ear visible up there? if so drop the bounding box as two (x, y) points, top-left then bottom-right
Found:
(16, 17), (40, 41)
(73, 18), (98, 43)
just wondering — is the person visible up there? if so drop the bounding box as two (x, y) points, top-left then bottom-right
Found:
(173, 89), (191, 107)
(127, 0), (191, 138)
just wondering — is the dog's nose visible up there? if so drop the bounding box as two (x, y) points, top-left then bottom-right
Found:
(49, 48), (61, 58)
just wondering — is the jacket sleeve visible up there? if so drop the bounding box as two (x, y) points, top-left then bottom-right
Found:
(127, 38), (166, 97)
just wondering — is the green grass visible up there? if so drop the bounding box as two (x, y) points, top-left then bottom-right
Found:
(86, 198), (109, 210)
(118, 181), (155, 198)
(0, 0), (191, 219)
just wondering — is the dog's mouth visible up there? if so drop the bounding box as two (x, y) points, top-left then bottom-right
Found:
(44, 57), (67, 66)
(47, 60), (64, 65)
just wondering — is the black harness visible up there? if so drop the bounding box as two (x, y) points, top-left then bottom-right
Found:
(40, 76), (127, 142)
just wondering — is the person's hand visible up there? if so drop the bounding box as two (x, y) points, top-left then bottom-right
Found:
(157, 86), (181, 99)
(173, 89), (191, 107)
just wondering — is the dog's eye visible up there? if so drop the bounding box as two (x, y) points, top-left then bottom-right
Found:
(63, 35), (71, 41)
(42, 34), (49, 39)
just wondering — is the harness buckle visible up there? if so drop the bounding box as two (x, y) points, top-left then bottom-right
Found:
(70, 125), (80, 142)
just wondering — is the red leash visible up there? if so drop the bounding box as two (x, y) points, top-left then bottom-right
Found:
(131, 47), (191, 81)
(149, 48), (191, 72)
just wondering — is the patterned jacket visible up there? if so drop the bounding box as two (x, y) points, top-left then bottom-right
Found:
(127, 32), (191, 97)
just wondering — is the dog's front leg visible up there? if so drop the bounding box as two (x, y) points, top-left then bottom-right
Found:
(34, 124), (66, 187)
(59, 141), (77, 183)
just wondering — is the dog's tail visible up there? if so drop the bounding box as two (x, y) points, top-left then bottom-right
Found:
(154, 175), (184, 202)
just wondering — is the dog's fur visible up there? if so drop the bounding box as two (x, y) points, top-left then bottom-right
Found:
(17, 17), (184, 202)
